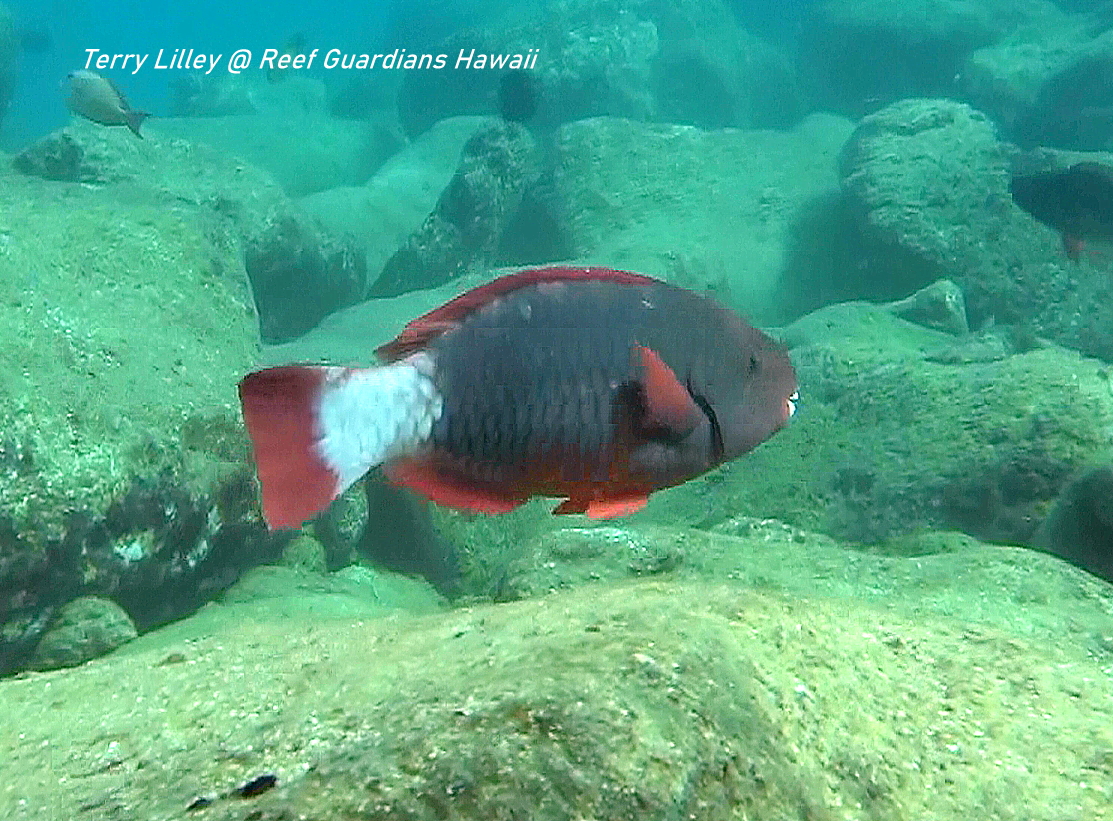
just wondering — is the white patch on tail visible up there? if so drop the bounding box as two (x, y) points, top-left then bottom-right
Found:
(316, 353), (443, 493)
(238, 353), (442, 530)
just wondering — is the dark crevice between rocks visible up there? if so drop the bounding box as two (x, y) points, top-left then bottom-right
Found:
(777, 191), (941, 323)
(940, 454), (1071, 547)
(0, 472), (290, 676)
(1036, 464), (1113, 584)
(244, 215), (367, 344)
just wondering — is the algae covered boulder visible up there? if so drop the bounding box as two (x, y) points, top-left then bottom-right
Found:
(299, 115), (490, 281)
(785, 304), (1113, 549)
(802, 0), (1065, 117)
(1, 565), (1111, 820)
(554, 113), (852, 322)
(13, 120), (369, 345)
(0, 125), (291, 674)
(30, 596), (137, 671)
(368, 120), (538, 297)
(835, 98), (1113, 361)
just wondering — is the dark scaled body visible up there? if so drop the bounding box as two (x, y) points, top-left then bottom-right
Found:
(379, 269), (797, 515)
(240, 266), (797, 527)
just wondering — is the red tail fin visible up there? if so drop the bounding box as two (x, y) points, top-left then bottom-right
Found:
(238, 366), (340, 529)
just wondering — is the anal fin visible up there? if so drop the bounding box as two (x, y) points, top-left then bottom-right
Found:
(386, 460), (528, 513)
(553, 495), (648, 517)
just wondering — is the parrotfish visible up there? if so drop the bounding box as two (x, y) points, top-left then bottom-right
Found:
(1010, 161), (1113, 260)
(238, 266), (798, 529)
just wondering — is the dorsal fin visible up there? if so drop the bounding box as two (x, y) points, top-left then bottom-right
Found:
(376, 265), (661, 361)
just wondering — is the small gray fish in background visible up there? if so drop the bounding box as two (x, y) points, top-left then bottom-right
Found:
(63, 70), (149, 138)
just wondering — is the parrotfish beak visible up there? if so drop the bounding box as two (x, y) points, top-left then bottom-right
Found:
(785, 391), (798, 422)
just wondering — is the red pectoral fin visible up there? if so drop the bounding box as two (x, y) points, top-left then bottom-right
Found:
(635, 346), (698, 437)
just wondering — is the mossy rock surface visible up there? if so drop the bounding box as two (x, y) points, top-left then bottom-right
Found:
(0, 127), (292, 673)
(29, 595), (137, 670)
(1, 562), (1110, 820)
(0, 167), (257, 537)
(555, 114), (853, 323)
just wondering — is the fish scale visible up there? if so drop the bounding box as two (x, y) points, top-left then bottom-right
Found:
(437, 319), (627, 474)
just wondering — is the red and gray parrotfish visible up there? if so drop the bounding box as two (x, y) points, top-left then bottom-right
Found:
(238, 266), (798, 529)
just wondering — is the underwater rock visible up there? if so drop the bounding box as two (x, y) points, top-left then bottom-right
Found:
(837, 98), (1011, 287)
(29, 595), (136, 670)
(802, 0), (1063, 118)
(216, 563), (443, 620)
(883, 279), (969, 335)
(477, 524), (687, 600)
(1007, 30), (1113, 152)
(12, 132), (91, 182)
(923, 329), (1018, 365)
(244, 214), (367, 343)
(0, 156), (292, 675)
(11, 119), (287, 243)
(152, 107), (402, 198)
(311, 482), (366, 571)
(359, 477), (461, 597)
(2, 574), (1111, 819)
(10, 118), (369, 346)
(497, 69), (539, 123)
(299, 116), (489, 281)
(396, 0), (803, 136)
(555, 114), (852, 318)
(837, 97), (1113, 361)
(963, 18), (1088, 141)
(0, 472), (289, 675)
(279, 532), (328, 574)
(1036, 463), (1113, 583)
(368, 121), (537, 297)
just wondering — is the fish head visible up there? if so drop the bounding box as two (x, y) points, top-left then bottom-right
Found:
(65, 69), (96, 88)
(626, 320), (796, 484)
(711, 327), (798, 461)
(63, 70), (101, 106)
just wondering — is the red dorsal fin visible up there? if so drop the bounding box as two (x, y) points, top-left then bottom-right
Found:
(376, 265), (661, 361)
(635, 345), (699, 437)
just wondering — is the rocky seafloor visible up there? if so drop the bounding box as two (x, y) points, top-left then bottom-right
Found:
(2, 521), (1111, 820)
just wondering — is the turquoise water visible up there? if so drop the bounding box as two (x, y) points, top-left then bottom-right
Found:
(0, 1), (1112, 819)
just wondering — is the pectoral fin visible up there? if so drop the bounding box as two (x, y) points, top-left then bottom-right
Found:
(634, 345), (699, 437)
